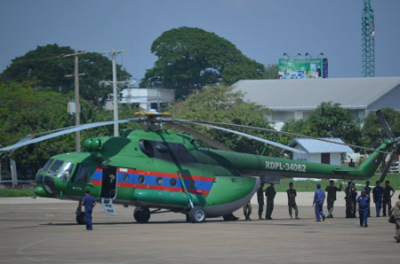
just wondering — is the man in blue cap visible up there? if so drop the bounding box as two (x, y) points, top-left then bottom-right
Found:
(356, 188), (370, 227)
(313, 183), (326, 222)
(81, 190), (97, 230)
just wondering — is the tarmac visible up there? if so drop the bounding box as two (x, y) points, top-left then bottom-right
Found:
(0, 192), (399, 264)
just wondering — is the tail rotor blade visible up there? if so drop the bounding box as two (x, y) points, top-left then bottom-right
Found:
(376, 109), (395, 139)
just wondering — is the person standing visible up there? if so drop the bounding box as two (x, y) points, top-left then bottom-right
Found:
(313, 183), (326, 222)
(345, 182), (357, 218)
(257, 183), (265, 220)
(372, 181), (384, 217)
(287, 182), (299, 219)
(393, 194), (400, 243)
(325, 180), (342, 218)
(383, 180), (395, 217)
(356, 189), (370, 227)
(81, 190), (97, 231)
(265, 183), (276, 220)
(243, 200), (252, 221)
(364, 181), (372, 217)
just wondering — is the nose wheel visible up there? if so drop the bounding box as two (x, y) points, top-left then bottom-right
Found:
(188, 206), (206, 223)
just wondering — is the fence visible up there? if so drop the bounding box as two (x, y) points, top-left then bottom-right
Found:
(0, 158), (38, 185)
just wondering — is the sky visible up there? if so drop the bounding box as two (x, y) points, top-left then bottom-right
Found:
(1, 0), (400, 83)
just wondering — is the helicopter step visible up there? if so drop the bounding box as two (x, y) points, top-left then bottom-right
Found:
(101, 197), (117, 215)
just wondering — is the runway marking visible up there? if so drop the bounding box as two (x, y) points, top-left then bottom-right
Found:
(17, 238), (53, 263)
(43, 214), (56, 218)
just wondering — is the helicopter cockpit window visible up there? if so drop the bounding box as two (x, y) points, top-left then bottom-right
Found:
(73, 164), (92, 183)
(48, 160), (64, 176)
(40, 159), (54, 173)
(56, 162), (74, 180)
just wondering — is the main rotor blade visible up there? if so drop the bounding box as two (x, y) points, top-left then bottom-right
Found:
(0, 118), (142, 151)
(379, 149), (396, 183)
(166, 119), (305, 154)
(179, 120), (389, 154)
(165, 122), (233, 151)
(376, 109), (395, 139)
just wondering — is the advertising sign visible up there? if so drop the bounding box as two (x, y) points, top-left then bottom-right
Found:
(278, 58), (328, 80)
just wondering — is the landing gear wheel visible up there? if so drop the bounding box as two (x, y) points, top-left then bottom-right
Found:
(189, 206), (206, 223)
(76, 212), (86, 225)
(134, 207), (151, 223)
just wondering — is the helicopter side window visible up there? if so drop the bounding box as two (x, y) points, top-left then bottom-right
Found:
(48, 160), (64, 176)
(57, 162), (74, 180)
(73, 164), (92, 183)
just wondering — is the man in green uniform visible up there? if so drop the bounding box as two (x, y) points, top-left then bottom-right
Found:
(265, 183), (276, 220)
(243, 200), (252, 221)
(383, 180), (395, 217)
(364, 181), (372, 217)
(257, 183), (265, 220)
(325, 180), (342, 218)
(287, 182), (299, 219)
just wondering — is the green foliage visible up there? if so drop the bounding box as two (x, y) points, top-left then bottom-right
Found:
(0, 188), (36, 197)
(169, 86), (282, 155)
(263, 64), (279, 79)
(281, 102), (362, 151)
(0, 44), (131, 101)
(140, 27), (265, 93)
(362, 108), (400, 149)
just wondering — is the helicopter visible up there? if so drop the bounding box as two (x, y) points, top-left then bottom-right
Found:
(0, 109), (398, 224)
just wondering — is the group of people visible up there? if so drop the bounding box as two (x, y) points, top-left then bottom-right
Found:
(242, 180), (400, 242)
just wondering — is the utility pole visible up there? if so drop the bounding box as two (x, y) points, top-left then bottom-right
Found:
(64, 52), (88, 152)
(98, 49), (128, 136)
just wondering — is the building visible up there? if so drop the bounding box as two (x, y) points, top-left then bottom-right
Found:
(104, 88), (175, 111)
(232, 77), (400, 130)
(286, 138), (354, 166)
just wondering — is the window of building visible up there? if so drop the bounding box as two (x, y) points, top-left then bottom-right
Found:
(271, 111), (295, 122)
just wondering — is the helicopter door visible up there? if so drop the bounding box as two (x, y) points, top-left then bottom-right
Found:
(101, 167), (117, 199)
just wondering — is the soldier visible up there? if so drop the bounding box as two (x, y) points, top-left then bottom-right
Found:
(372, 181), (383, 217)
(345, 181), (357, 218)
(257, 183), (265, 220)
(243, 200), (252, 221)
(265, 183), (276, 220)
(393, 194), (400, 243)
(383, 180), (395, 217)
(287, 182), (299, 219)
(313, 183), (326, 222)
(356, 189), (370, 227)
(325, 180), (342, 218)
(364, 181), (372, 217)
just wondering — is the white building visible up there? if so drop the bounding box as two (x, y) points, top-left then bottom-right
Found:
(286, 138), (354, 166)
(105, 88), (175, 111)
(232, 77), (400, 130)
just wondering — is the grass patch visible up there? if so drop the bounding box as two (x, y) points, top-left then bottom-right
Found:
(0, 188), (35, 197)
(274, 173), (400, 192)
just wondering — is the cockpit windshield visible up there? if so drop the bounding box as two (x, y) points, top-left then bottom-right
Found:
(56, 162), (74, 180)
(47, 160), (64, 176)
(38, 159), (54, 173)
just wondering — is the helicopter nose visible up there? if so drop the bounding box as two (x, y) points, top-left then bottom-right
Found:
(43, 176), (56, 194)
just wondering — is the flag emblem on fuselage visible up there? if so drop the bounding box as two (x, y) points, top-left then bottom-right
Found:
(372, 158), (380, 164)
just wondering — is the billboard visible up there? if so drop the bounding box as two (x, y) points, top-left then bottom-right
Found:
(278, 58), (328, 80)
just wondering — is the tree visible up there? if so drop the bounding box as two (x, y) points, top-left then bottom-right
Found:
(140, 27), (265, 94)
(263, 64), (279, 79)
(362, 108), (400, 149)
(0, 44), (131, 101)
(169, 86), (281, 156)
(281, 102), (362, 150)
